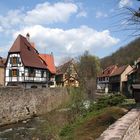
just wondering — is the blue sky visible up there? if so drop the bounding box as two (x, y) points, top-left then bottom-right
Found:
(0, 0), (139, 65)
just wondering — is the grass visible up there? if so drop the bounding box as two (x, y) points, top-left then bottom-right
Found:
(60, 107), (127, 140)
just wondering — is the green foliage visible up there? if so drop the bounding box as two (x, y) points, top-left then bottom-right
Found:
(89, 94), (126, 111)
(77, 51), (101, 79)
(59, 125), (73, 137)
(101, 37), (140, 69)
(76, 51), (101, 98)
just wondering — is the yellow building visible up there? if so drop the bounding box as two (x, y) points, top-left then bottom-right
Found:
(0, 57), (6, 86)
(56, 59), (79, 87)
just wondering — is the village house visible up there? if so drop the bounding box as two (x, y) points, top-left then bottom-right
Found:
(109, 65), (133, 93)
(128, 58), (140, 102)
(55, 59), (79, 87)
(5, 34), (56, 88)
(97, 64), (133, 94)
(96, 65), (117, 93)
(0, 57), (6, 86)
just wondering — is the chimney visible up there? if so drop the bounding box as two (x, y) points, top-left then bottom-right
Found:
(26, 33), (30, 42)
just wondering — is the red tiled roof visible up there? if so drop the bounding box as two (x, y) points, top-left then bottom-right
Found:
(110, 65), (128, 76)
(39, 54), (56, 74)
(98, 65), (118, 77)
(9, 34), (47, 69)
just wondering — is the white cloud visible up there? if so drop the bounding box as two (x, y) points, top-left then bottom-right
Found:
(119, 0), (133, 8)
(13, 25), (119, 64)
(0, 1), (78, 31)
(0, 9), (24, 32)
(96, 11), (108, 18)
(24, 2), (78, 25)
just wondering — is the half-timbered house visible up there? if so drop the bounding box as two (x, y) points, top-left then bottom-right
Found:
(5, 34), (51, 88)
(56, 59), (79, 87)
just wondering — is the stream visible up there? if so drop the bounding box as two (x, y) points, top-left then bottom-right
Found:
(0, 109), (73, 140)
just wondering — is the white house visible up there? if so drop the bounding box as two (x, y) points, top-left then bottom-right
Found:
(5, 34), (53, 88)
(96, 65), (118, 93)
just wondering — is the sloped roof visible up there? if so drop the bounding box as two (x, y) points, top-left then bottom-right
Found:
(56, 59), (73, 75)
(127, 68), (137, 75)
(98, 65), (118, 77)
(110, 65), (128, 76)
(9, 34), (47, 69)
(39, 54), (56, 74)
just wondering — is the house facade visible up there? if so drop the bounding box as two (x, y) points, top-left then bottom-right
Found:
(128, 58), (140, 101)
(96, 65), (117, 93)
(5, 34), (55, 88)
(56, 59), (79, 87)
(97, 64), (133, 94)
(109, 65), (133, 93)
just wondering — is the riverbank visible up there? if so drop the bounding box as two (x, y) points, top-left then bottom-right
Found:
(0, 93), (135, 140)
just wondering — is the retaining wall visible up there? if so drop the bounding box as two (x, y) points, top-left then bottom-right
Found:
(0, 87), (69, 126)
(97, 108), (140, 140)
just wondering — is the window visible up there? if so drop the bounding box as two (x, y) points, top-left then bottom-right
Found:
(10, 57), (19, 65)
(31, 85), (37, 88)
(41, 71), (44, 78)
(28, 68), (35, 77)
(9, 69), (19, 77)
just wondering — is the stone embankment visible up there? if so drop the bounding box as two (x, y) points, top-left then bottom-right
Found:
(0, 87), (69, 126)
(97, 108), (140, 140)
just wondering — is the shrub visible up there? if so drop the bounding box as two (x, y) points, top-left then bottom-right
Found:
(59, 125), (73, 136)
(89, 94), (126, 111)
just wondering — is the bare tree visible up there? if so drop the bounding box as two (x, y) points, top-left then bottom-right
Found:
(116, 0), (140, 36)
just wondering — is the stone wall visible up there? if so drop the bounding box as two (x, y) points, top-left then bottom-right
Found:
(0, 87), (69, 126)
(97, 108), (140, 140)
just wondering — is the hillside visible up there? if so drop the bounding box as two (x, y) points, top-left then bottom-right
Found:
(101, 37), (140, 69)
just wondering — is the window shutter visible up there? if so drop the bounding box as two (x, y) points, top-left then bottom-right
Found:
(17, 57), (19, 64)
(17, 69), (19, 77)
(10, 58), (12, 64)
(9, 70), (12, 77)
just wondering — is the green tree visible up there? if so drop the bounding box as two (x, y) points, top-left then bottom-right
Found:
(77, 51), (101, 99)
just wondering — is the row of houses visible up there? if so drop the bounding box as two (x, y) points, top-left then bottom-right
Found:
(96, 59), (140, 96)
(0, 34), (79, 88)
